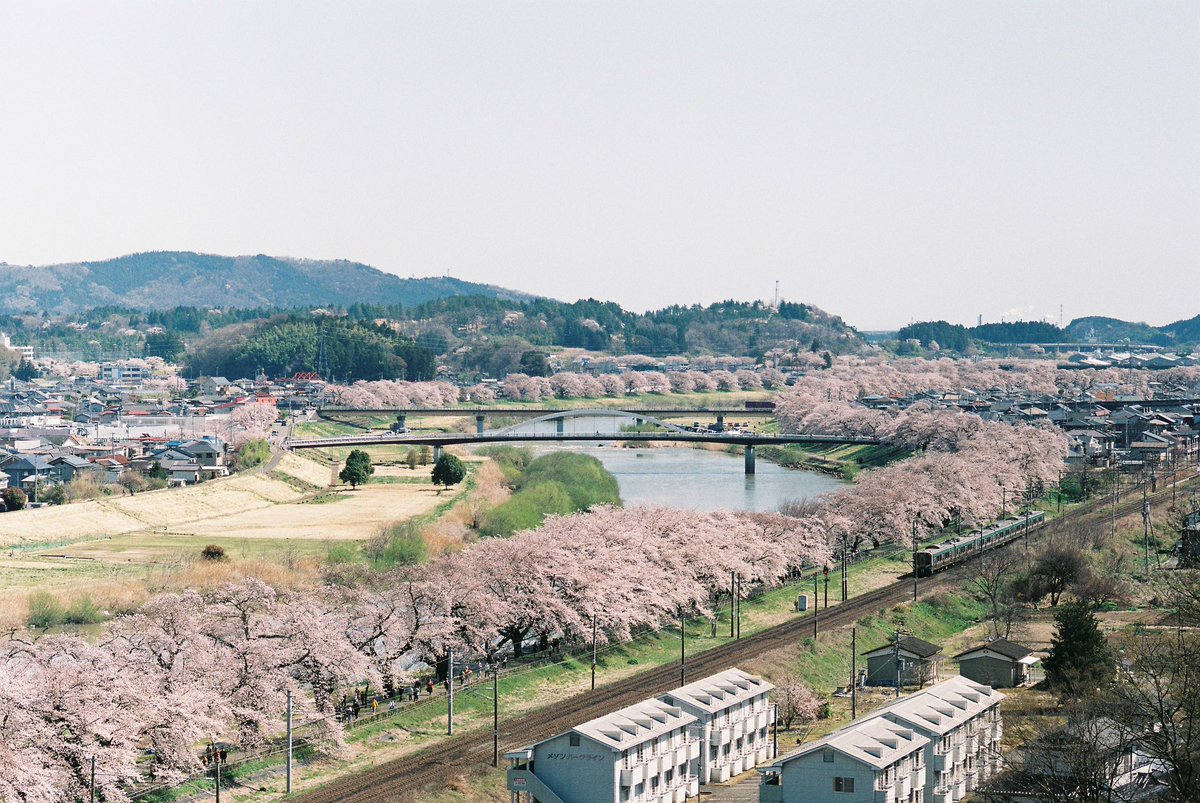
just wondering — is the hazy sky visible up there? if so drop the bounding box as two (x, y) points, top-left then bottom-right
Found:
(1, 2), (1196, 329)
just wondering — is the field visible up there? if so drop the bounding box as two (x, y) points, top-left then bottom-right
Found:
(0, 451), (467, 627)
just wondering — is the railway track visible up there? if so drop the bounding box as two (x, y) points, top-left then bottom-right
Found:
(295, 471), (1197, 802)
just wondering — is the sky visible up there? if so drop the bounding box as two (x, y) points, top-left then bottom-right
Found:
(0, 2), (1196, 330)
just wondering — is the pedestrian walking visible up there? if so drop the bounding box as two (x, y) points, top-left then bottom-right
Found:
(426, 679), (434, 696)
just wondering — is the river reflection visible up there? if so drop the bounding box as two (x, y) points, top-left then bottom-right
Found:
(524, 443), (844, 513)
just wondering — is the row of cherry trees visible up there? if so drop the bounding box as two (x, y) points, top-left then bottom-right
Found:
(775, 361), (1070, 552)
(0, 507), (828, 801)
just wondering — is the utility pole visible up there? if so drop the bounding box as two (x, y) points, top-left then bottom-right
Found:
(1111, 469), (1118, 538)
(772, 703), (778, 757)
(823, 564), (829, 609)
(1143, 494), (1151, 576)
(912, 519), (919, 602)
(851, 627), (858, 719)
(730, 571), (736, 639)
(493, 667), (500, 768)
(680, 610), (687, 686)
(729, 576), (739, 638)
(90, 756), (95, 803)
(841, 545), (848, 601)
(812, 574), (819, 639)
(286, 690), (293, 794)
(215, 760), (221, 803)
(591, 614), (598, 690)
(447, 648), (455, 736)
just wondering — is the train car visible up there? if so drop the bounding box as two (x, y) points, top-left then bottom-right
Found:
(914, 511), (1045, 577)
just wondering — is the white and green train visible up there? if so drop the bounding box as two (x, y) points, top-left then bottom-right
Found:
(914, 511), (1046, 577)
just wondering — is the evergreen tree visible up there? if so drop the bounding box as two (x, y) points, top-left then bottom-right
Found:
(1044, 600), (1115, 694)
(431, 453), (467, 494)
(339, 449), (375, 488)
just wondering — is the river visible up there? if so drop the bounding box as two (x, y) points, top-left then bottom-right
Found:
(529, 444), (844, 513)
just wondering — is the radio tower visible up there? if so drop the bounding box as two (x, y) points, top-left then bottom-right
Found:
(773, 280), (780, 310)
(316, 319), (330, 381)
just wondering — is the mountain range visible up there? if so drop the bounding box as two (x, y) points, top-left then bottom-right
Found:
(0, 252), (532, 315)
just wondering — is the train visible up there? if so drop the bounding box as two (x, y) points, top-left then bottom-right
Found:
(914, 511), (1046, 577)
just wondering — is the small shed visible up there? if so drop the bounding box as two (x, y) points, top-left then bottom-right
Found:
(954, 639), (1039, 688)
(862, 636), (943, 688)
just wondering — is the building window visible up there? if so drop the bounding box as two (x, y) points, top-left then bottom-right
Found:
(833, 777), (856, 793)
(823, 750), (835, 763)
(569, 734), (580, 747)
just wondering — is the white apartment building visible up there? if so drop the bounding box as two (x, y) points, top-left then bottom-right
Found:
(659, 667), (775, 784)
(758, 676), (1003, 803)
(874, 676), (1004, 803)
(759, 716), (928, 803)
(506, 697), (701, 803)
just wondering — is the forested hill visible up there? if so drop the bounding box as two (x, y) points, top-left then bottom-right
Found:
(899, 315), (1200, 352)
(0, 252), (532, 314)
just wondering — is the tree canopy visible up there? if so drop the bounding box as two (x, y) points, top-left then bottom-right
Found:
(339, 449), (375, 488)
(430, 453), (467, 493)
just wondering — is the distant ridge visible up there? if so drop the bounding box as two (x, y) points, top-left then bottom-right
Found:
(0, 251), (535, 314)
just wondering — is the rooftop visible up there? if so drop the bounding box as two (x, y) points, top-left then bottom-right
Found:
(661, 667), (774, 715)
(572, 697), (696, 752)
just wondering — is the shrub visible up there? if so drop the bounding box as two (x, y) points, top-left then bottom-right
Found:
(26, 592), (64, 629)
(65, 475), (106, 502)
(325, 543), (361, 565)
(36, 483), (66, 505)
(235, 438), (271, 470)
(364, 521), (429, 568)
(1, 487), (27, 511)
(200, 544), (228, 562)
(64, 595), (105, 624)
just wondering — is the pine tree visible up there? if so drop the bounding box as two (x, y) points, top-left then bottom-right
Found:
(1043, 600), (1115, 695)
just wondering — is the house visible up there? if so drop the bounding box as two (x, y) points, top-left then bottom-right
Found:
(161, 458), (202, 485)
(758, 714), (929, 803)
(49, 454), (96, 484)
(196, 376), (233, 396)
(2, 454), (54, 488)
(864, 636), (944, 688)
(658, 668), (775, 784)
(506, 697), (701, 803)
(176, 438), (226, 473)
(954, 640), (1039, 688)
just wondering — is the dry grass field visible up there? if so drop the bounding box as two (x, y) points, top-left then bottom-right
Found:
(0, 450), (468, 627)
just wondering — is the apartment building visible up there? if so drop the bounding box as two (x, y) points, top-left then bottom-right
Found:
(758, 676), (1002, 803)
(759, 716), (928, 803)
(659, 668), (776, 784)
(875, 676), (1004, 803)
(505, 697), (701, 803)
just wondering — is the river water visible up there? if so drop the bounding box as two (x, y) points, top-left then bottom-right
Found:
(530, 444), (844, 513)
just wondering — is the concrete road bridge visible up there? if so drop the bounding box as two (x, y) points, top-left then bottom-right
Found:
(318, 404), (776, 431)
(289, 408), (877, 474)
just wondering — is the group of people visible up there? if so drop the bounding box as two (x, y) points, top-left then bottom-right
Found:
(333, 654), (514, 723)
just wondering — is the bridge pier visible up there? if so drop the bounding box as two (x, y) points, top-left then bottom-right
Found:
(716, 413), (725, 432)
(635, 417), (644, 427)
(556, 417), (564, 435)
(744, 445), (756, 475)
(433, 445), (443, 463)
(476, 415), (485, 435)
(394, 413), (406, 432)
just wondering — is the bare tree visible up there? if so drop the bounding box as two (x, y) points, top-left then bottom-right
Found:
(969, 550), (1028, 639)
(980, 698), (1144, 803)
(1109, 633), (1200, 802)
